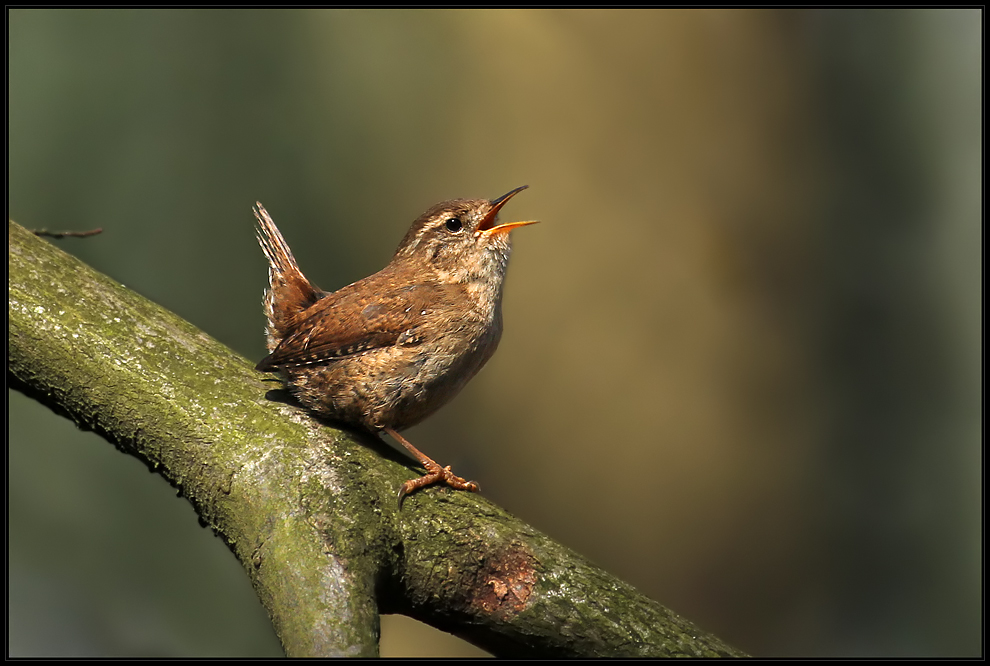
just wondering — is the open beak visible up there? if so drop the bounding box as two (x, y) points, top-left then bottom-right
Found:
(477, 185), (539, 236)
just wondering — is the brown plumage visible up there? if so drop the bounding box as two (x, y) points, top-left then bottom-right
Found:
(254, 188), (537, 504)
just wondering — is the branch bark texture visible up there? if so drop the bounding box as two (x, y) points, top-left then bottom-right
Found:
(8, 220), (745, 657)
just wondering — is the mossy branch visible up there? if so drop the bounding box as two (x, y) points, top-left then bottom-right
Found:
(8, 219), (745, 658)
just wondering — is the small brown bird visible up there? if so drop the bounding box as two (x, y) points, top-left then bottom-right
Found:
(254, 187), (537, 505)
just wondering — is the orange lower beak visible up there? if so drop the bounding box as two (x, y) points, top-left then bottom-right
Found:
(480, 219), (540, 237)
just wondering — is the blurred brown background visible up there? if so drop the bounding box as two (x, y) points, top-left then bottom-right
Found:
(8, 9), (980, 657)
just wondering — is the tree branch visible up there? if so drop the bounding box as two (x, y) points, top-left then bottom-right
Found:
(8, 219), (745, 658)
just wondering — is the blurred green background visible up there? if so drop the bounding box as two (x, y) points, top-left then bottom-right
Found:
(8, 9), (980, 657)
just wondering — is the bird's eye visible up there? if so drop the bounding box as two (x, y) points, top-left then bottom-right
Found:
(444, 217), (463, 233)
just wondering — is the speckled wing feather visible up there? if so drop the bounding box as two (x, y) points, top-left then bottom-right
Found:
(256, 272), (461, 370)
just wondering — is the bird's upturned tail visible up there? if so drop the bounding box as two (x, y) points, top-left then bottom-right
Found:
(254, 202), (323, 353)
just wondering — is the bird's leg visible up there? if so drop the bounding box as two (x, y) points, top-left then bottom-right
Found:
(384, 427), (480, 507)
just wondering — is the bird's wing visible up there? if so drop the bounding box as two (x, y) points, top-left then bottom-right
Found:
(255, 274), (458, 370)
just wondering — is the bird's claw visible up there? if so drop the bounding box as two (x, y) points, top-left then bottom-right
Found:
(396, 466), (480, 509)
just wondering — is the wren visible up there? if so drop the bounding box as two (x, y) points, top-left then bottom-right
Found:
(254, 187), (537, 505)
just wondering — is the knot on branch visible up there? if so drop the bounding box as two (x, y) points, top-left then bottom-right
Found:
(467, 541), (537, 619)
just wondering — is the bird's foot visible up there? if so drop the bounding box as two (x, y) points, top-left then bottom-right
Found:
(385, 427), (480, 508)
(397, 461), (480, 508)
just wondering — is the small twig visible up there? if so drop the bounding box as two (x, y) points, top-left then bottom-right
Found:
(32, 228), (104, 238)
